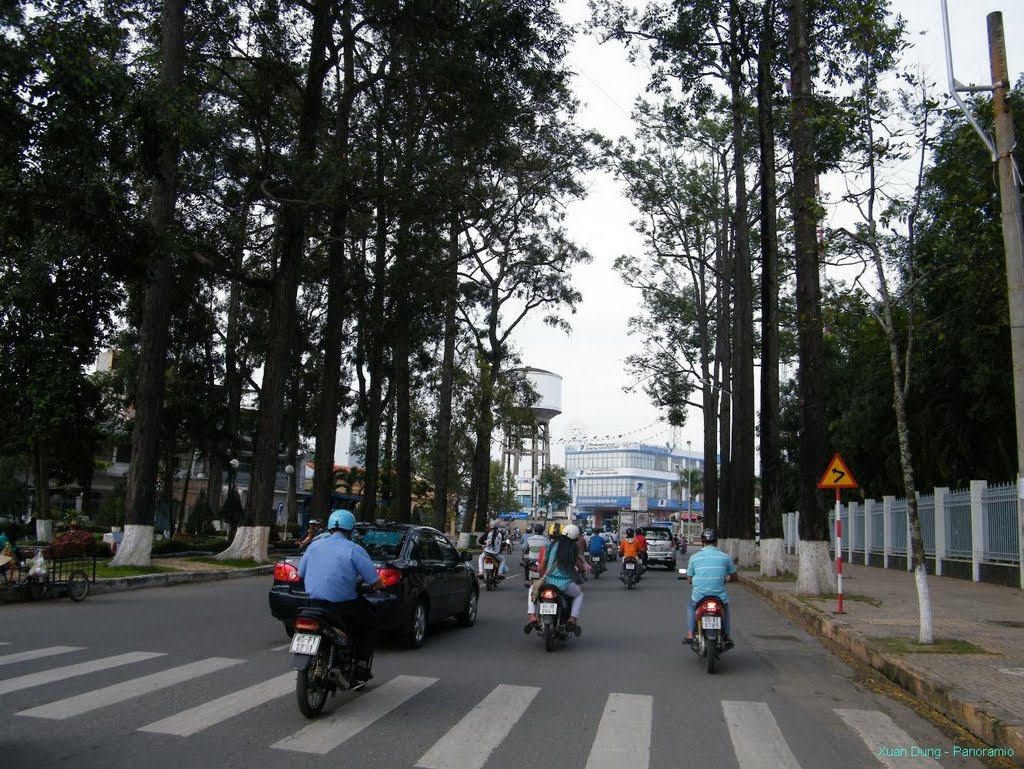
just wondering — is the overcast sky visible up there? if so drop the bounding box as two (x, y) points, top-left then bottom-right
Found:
(507, 0), (1024, 467)
(334, 1), (1023, 468)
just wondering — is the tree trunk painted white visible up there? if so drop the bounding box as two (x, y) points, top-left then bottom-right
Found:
(36, 519), (54, 543)
(216, 525), (270, 562)
(735, 539), (758, 568)
(759, 538), (787, 576)
(796, 540), (836, 594)
(719, 537), (739, 560)
(914, 564), (934, 644)
(109, 524), (154, 567)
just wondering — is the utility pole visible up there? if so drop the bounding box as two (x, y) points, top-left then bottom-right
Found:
(987, 12), (1024, 589)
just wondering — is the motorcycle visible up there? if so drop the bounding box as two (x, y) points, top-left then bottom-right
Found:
(586, 552), (606, 579)
(289, 606), (367, 717)
(680, 568), (731, 673)
(620, 555), (640, 589)
(482, 553), (505, 591)
(529, 583), (580, 652)
(521, 556), (541, 587)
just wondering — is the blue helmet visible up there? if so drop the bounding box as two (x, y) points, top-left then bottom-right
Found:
(328, 509), (356, 531)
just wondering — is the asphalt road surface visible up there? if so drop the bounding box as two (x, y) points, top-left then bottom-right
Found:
(0, 552), (993, 769)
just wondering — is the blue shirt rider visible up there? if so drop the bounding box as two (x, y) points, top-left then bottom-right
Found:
(684, 528), (737, 647)
(588, 532), (606, 556)
(298, 509), (384, 682)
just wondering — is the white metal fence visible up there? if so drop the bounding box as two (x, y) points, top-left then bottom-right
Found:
(782, 480), (1023, 587)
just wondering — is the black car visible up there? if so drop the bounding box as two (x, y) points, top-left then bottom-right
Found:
(268, 523), (479, 649)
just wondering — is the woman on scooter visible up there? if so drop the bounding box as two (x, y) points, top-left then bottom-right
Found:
(524, 524), (584, 634)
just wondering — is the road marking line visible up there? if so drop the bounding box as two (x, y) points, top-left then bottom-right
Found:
(722, 701), (802, 769)
(584, 693), (653, 769)
(835, 709), (944, 768)
(139, 672), (294, 736)
(272, 675), (438, 755)
(271, 643), (291, 651)
(416, 684), (540, 769)
(0, 646), (84, 666)
(16, 657), (245, 719)
(0, 652), (165, 696)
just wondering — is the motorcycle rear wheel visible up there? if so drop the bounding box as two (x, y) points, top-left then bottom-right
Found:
(543, 621), (557, 652)
(705, 638), (718, 674)
(296, 660), (329, 717)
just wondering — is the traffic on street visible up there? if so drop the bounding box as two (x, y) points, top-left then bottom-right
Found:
(0, 550), (1000, 769)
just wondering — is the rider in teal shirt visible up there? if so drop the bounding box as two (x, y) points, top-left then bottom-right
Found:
(684, 528), (737, 646)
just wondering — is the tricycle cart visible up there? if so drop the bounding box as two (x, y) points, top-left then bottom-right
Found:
(1, 547), (96, 602)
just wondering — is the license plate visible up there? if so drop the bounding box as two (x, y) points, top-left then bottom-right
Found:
(626, 563), (635, 570)
(485, 563), (494, 571)
(539, 603), (558, 615)
(290, 633), (321, 655)
(702, 616), (722, 630)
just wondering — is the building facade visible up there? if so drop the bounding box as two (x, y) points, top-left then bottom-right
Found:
(564, 442), (708, 529)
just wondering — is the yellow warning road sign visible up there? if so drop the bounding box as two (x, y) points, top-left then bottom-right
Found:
(817, 453), (858, 489)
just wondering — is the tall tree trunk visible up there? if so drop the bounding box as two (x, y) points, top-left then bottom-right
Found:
(311, 0), (355, 521)
(433, 221), (460, 530)
(757, 0), (786, 576)
(716, 157), (733, 529)
(788, 0), (835, 593)
(219, 0), (333, 561)
(113, 0), (187, 566)
(393, 308), (412, 522)
(726, 0), (756, 567)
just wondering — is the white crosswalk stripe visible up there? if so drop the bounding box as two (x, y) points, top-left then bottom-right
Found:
(585, 693), (653, 769)
(16, 657), (245, 719)
(416, 684), (540, 769)
(0, 652), (166, 696)
(835, 709), (945, 768)
(0, 646), (83, 666)
(271, 675), (438, 755)
(138, 672), (295, 736)
(722, 700), (803, 769)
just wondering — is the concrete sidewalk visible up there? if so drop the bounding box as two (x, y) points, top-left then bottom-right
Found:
(739, 557), (1024, 763)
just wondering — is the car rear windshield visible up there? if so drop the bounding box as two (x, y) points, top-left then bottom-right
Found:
(642, 528), (672, 541)
(351, 528), (405, 559)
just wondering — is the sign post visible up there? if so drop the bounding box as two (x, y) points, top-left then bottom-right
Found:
(817, 453), (858, 614)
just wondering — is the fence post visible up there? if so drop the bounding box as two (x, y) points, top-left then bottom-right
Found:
(883, 495), (894, 569)
(970, 480), (987, 582)
(863, 498), (873, 566)
(847, 501), (856, 564)
(1019, 477), (1024, 589)
(908, 495), (915, 572)
(934, 487), (947, 577)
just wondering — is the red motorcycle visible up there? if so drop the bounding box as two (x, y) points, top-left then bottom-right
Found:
(691, 595), (729, 673)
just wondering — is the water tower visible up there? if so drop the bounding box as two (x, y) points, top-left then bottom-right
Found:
(502, 368), (562, 506)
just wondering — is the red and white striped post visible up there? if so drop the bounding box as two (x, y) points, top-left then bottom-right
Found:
(835, 488), (844, 614)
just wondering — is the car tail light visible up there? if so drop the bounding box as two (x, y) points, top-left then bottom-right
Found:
(540, 588), (557, 600)
(377, 566), (402, 587)
(294, 616), (321, 632)
(274, 562), (300, 583)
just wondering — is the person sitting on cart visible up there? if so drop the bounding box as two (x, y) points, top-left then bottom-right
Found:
(0, 525), (19, 584)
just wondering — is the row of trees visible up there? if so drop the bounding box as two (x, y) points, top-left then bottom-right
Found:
(0, 0), (595, 564)
(595, 0), (1020, 631)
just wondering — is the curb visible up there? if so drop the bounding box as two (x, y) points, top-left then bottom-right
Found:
(89, 566), (274, 594)
(739, 575), (1024, 764)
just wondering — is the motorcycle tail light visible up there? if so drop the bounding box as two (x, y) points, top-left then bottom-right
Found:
(294, 616), (321, 632)
(377, 566), (402, 587)
(274, 562), (301, 583)
(705, 601), (719, 612)
(540, 588), (557, 600)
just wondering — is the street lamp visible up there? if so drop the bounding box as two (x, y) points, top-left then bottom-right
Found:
(284, 464), (296, 536)
(229, 458), (239, 495)
(686, 441), (692, 540)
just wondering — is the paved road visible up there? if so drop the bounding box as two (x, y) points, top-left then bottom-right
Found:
(0, 555), (994, 769)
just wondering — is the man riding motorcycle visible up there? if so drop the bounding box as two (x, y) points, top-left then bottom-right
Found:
(297, 509), (385, 684)
(522, 523), (549, 584)
(587, 529), (606, 573)
(683, 527), (737, 648)
(525, 523), (584, 634)
(477, 520), (508, 579)
(618, 528), (642, 579)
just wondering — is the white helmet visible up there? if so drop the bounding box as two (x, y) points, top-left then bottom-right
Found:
(562, 524), (580, 540)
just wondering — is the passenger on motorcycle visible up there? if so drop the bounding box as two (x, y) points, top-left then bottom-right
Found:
(634, 528), (648, 568)
(619, 528), (642, 578)
(588, 530), (606, 568)
(523, 524), (548, 563)
(477, 520), (508, 578)
(298, 509), (384, 683)
(684, 528), (737, 648)
(525, 523), (584, 633)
